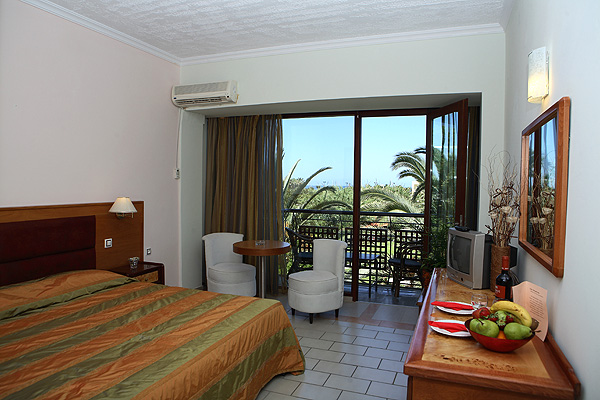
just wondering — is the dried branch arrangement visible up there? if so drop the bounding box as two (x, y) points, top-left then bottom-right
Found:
(485, 152), (520, 247)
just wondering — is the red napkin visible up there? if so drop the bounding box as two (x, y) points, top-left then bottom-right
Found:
(432, 301), (474, 311)
(428, 321), (468, 333)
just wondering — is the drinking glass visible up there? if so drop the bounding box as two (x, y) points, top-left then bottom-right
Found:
(129, 256), (139, 270)
(471, 293), (488, 309)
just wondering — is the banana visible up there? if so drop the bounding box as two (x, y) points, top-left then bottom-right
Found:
(490, 301), (532, 327)
(508, 314), (524, 325)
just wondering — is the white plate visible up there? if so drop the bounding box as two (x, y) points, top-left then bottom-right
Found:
(434, 301), (474, 315)
(429, 319), (471, 337)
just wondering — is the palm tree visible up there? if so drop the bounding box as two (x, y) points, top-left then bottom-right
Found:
(360, 186), (423, 231)
(281, 160), (351, 283)
(390, 146), (456, 222)
(390, 147), (427, 201)
(390, 145), (456, 273)
(283, 159), (350, 229)
(360, 187), (420, 214)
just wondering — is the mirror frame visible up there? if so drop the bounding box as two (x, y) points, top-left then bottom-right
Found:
(519, 97), (570, 278)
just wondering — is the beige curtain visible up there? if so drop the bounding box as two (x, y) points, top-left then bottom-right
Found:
(205, 115), (283, 294)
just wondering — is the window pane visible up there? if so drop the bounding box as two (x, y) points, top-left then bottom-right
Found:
(282, 116), (354, 229)
(431, 112), (459, 225)
(362, 115), (426, 214)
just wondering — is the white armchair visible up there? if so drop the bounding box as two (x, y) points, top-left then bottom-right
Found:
(288, 238), (347, 324)
(202, 232), (256, 297)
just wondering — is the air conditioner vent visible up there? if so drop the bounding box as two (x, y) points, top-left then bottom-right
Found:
(172, 80), (237, 108)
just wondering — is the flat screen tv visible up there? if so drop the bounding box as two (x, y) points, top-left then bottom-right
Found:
(446, 227), (492, 289)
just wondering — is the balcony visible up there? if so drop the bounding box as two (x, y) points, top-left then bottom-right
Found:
(284, 208), (426, 303)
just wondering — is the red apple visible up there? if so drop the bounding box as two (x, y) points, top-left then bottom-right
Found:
(472, 307), (491, 319)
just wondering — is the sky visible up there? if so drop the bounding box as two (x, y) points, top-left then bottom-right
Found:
(283, 115), (426, 188)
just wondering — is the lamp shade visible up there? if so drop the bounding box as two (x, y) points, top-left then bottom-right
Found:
(528, 47), (549, 103)
(109, 197), (137, 218)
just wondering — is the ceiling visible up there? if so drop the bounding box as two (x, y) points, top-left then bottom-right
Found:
(28, 0), (514, 65)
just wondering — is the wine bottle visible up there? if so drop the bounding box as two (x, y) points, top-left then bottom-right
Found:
(494, 255), (514, 301)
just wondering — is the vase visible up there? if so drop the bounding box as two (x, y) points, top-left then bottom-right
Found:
(490, 244), (511, 293)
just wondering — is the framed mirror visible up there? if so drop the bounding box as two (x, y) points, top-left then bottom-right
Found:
(519, 97), (570, 277)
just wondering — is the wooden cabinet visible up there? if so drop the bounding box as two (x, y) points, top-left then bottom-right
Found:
(109, 261), (165, 285)
(404, 269), (580, 399)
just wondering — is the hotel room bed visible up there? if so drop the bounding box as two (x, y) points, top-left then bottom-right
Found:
(0, 212), (304, 400)
(0, 270), (304, 400)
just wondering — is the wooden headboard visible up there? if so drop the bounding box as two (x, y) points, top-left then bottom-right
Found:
(0, 216), (96, 285)
(0, 202), (144, 276)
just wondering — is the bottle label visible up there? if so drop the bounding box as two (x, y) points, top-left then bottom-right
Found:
(495, 285), (506, 299)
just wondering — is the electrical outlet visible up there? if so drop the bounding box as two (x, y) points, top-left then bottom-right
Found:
(104, 238), (112, 248)
(146, 248), (152, 256)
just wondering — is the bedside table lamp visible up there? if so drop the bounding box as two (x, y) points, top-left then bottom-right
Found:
(109, 197), (137, 219)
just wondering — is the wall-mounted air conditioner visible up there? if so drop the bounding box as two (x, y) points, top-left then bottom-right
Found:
(172, 81), (238, 108)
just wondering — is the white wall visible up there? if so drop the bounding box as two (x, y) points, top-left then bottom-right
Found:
(180, 111), (205, 289)
(181, 33), (507, 235)
(0, 0), (182, 285)
(505, 1), (600, 397)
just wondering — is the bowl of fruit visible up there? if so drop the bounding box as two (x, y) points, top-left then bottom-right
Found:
(465, 301), (538, 353)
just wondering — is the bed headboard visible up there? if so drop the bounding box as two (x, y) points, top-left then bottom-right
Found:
(0, 216), (96, 286)
(0, 202), (144, 285)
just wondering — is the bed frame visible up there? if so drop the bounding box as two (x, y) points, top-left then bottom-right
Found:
(0, 202), (144, 286)
(0, 203), (307, 400)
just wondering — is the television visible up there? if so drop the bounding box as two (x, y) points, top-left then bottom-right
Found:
(446, 227), (518, 289)
(446, 228), (492, 289)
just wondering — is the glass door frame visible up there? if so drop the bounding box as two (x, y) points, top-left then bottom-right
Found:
(350, 109), (431, 301)
(424, 99), (469, 232)
(283, 104), (469, 301)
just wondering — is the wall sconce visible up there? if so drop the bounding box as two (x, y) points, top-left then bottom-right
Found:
(109, 197), (137, 219)
(528, 46), (549, 103)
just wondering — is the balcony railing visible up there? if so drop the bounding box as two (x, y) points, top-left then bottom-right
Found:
(284, 208), (426, 293)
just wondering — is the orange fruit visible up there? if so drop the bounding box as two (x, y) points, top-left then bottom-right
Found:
(497, 331), (507, 339)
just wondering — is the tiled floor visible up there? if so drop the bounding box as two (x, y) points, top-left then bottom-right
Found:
(257, 295), (419, 400)
(350, 284), (422, 307)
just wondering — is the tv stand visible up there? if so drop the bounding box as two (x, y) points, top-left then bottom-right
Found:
(404, 268), (580, 399)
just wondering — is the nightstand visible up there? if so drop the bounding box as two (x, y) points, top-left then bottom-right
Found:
(110, 261), (165, 284)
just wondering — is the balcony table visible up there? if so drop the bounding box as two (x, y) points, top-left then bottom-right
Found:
(345, 251), (382, 294)
(404, 268), (580, 400)
(233, 240), (290, 298)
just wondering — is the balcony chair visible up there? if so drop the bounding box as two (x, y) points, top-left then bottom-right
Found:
(344, 227), (388, 297)
(285, 227), (314, 275)
(202, 232), (256, 297)
(298, 225), (339, 250)
(288, 239), (347, 324)
(388, 229), (424, 296)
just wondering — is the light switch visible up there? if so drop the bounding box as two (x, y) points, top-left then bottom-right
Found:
(104, 238), (112, 248)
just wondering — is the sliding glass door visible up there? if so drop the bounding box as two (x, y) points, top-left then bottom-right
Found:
(283, 100), (477, 301)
